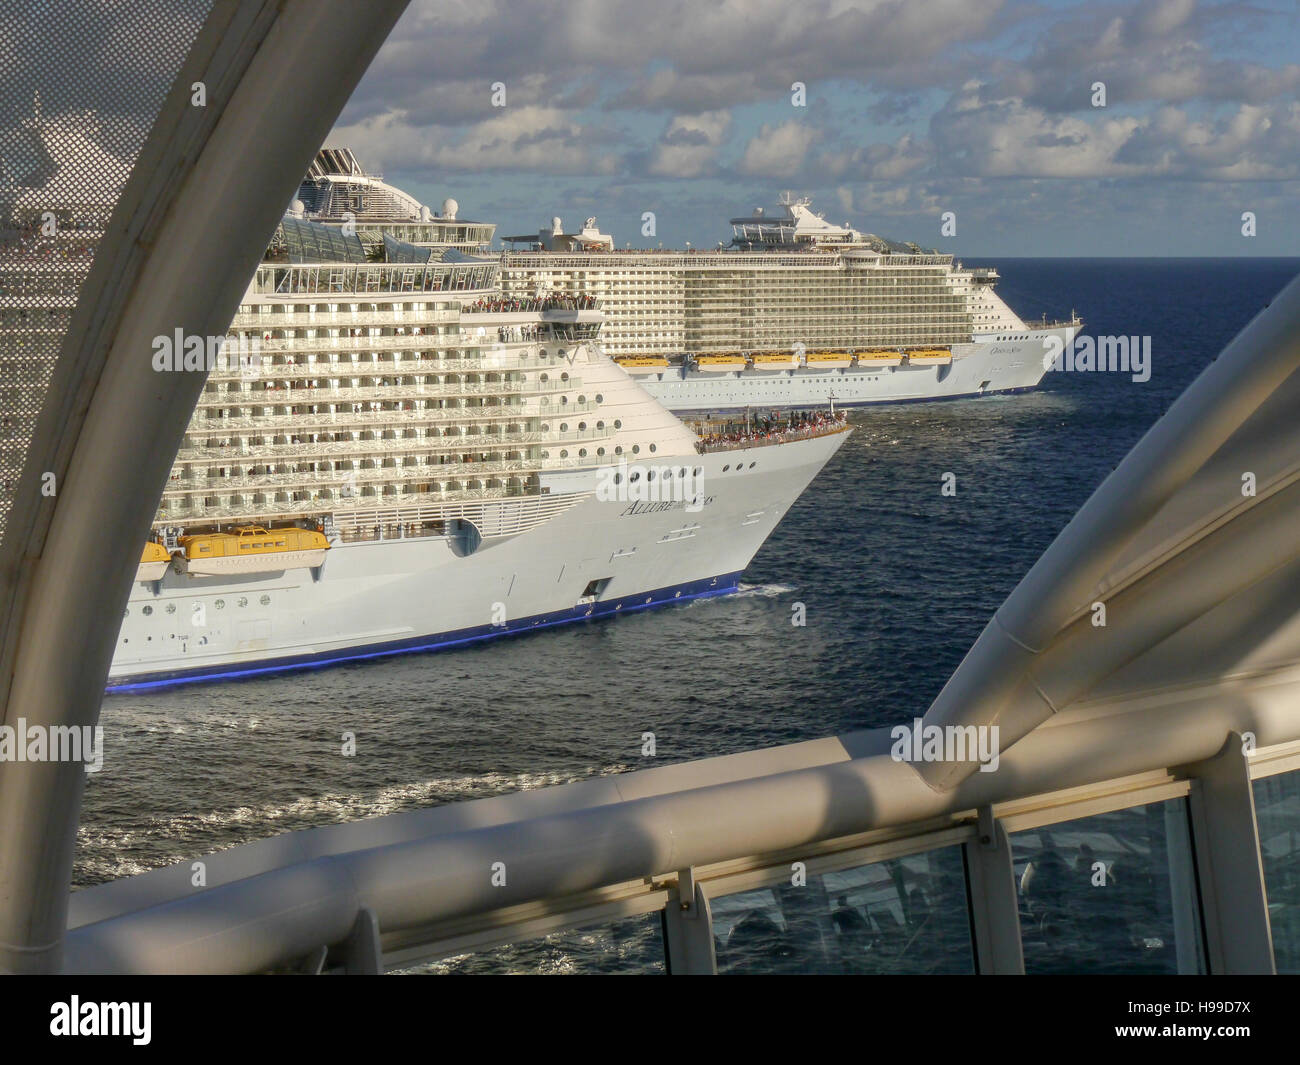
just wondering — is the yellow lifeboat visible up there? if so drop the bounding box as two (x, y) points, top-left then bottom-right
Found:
(907, 348), (952, 365)
(856, 349), (903, 367)
(694, 355), (748, 372)
(136, 541), (171, 582)
(614, 356), (671, 375)
(178, 525), (330, 576)
(750, 353), (799, 369)
(803, 351), (854, 370)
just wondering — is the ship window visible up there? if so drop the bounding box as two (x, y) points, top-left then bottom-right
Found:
(579, 449), (588, 457)
(629, 471), (640, 482)
(238, 597), (248, 608)
(596, 394), (603, 403)
(723, 465), (730, 472)
(260, 595), (271, 606)
(215, 600), (225, 610)
(646, 470), (655, 481)
(749, 462), (756, 469)
(142, 605), (153, 616)
(614, 420), (622, 429)
(165, 604), (176, 615)
(649, 444), (657, 453)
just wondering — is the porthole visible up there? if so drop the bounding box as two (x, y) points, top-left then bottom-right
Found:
(613, 472), (622, 485)
(215, 599), (225, 610)
(595, 394), (604, 403)
(560, 449), (568, 458)
(165, 603), (177, 615)
(647, 470), (656, 481)
(629, 471), (640, 482)
(632, 445), (640, 454)
(560, 423), (569, 431)
(663, 469), (673, 479)
(578, 422), (587, 430)
(260, 595), (271, 606)
(723, 465), (730, 472)
(238, 596), (248, 608)
(142, 605), (153, 616)
(614, 419), (622, 429)
(694, 467), (702, 477)
(597, 447), (605, 456)
(579, 448), (588, 457)
(649, 444), (657, 453)
(578, 395), (586, 404)
(749, 462), (756, 469)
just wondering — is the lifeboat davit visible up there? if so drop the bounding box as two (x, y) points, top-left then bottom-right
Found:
(177, 525), (330, 576)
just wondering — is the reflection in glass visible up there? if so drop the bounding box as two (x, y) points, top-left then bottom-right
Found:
(712, 846), (974, 974)
(1010, 800), (1203, 974)
(1253, 769), (1300, 974)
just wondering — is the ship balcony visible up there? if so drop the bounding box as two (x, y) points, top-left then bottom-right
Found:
(232, 308), (460, 329)
(192, 378), (579, 408)
(154, 484), (543, 527)
(159, 457), (550, 495)
(205, 352), (557, 382)
(186, 398), (594, 433)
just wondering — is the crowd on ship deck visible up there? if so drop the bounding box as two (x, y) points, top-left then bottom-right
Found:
(694, 409), (847, 453)
(463, 294), (597, 314)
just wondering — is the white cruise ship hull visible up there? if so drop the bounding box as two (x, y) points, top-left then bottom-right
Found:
(109, 430), (847, 688)
(635, 326), (1078, 413)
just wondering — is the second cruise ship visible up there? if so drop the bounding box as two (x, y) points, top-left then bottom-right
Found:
(501, 194), (1082, 411)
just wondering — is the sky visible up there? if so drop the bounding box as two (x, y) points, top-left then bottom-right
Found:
(327, 0), (1300, 256)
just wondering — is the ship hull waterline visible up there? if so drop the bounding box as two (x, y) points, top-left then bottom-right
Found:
(110, 429), (848, 690)
(636, 326), (1077, 413)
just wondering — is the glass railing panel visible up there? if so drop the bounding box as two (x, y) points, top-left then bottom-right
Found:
(1009, 799), (1204, 974)
(712, 846), (974, 974)
(1252, 769), (1300, 973)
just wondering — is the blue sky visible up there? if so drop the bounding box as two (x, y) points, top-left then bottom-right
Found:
(328, 0), (1300, 256)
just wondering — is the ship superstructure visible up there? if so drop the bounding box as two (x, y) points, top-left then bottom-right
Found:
(498, 194), (1081, 410)
(108, 152), (848, 686)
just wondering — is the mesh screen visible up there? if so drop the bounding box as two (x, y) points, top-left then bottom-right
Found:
(0, 0), (212, 542)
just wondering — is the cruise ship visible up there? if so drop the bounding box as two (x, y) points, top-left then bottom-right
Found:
(500, 194), (1082, 411)
(106, 151), (849, 688)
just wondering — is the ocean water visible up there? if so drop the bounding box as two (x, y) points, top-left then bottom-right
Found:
(78, 258), (1300, 972)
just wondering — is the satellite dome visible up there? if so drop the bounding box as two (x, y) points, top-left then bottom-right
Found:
(551, 216), (563, 234)
(419, 204), (433, 222)
(287, 198), (306, 218)
(441, 198), (458, 219)
(753, 207), (764, 216)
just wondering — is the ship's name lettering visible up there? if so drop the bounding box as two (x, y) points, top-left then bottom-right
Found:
(620, 498), (713, 517)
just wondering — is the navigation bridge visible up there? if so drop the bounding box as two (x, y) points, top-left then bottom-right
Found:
(1, 0), (1299, 978)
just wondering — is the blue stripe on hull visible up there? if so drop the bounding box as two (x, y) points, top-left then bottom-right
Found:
(106, 570), (744, 692)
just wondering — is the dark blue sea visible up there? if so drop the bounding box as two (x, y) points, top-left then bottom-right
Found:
(79, 258), (1300, 973)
